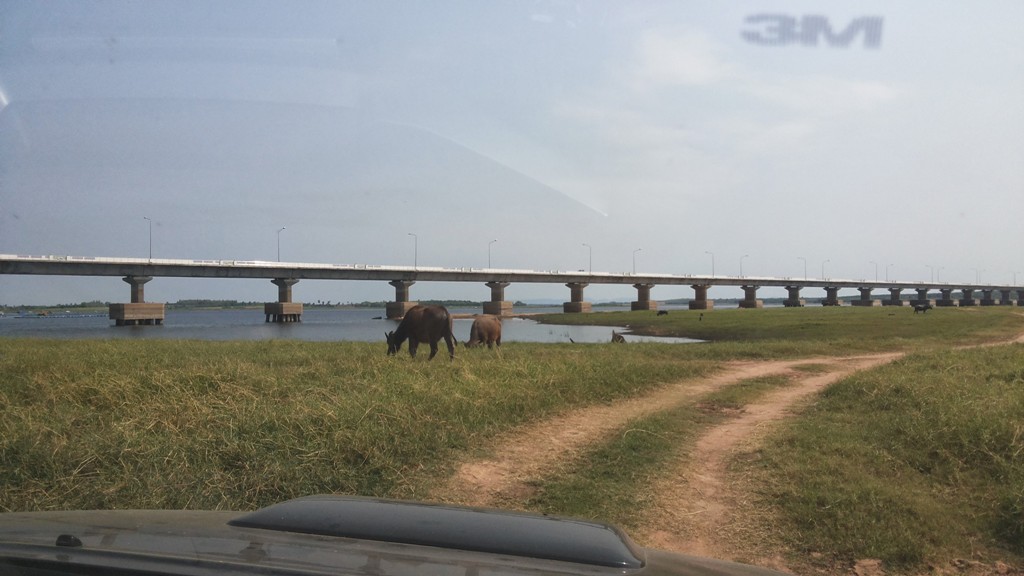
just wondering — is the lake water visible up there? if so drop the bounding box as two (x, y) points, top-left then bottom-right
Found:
(0, 307), (701, 344)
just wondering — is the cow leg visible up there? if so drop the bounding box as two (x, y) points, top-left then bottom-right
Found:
(409, 341), (419, 357)
(427, 340), (439, 360)
(444, 334), (455, 360)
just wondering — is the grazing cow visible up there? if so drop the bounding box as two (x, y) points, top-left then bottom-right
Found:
(464, 315), (502, 349)
(611, 330), (626, 343)
(913, 303), (933, 314)
(657, 310), (669, 316)
(385, 305), (455, 361)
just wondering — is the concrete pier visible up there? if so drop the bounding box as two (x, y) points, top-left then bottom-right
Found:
(979, 289), (1000, 306)
(822, 287), (844, 306)
(631, 283), (657, 311)
(387, 280), (418, 319)
(689, 284), (714, 310)
(959, 288), (977, 307)
(563, 282), (592, 313)
(852, 287), (880, 307)
(909, 288), (934, 308)
(265, 278), (303, 322)
(884, 288), (907, 306)
(483, 281), (513, 316)
(936, 288), (958, 307)
(999, 289), (1018, 306)
(109, 275), (165, 326)
(738, 285), (763, 309)
(783, 286), (806, 307)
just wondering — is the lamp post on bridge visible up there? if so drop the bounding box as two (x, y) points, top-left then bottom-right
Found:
(706, 251), (715, 276)
(488, 239), (497, 268)
(143, 216), (152, 262)
(740, 254), (749, 278)
(870, 261), (878, 281)
(632, 248), (642, 275)
(408, 233), (418, 270)
(797, 256), (806, 280)
(886, 264), (893, 282)
(583, 243), (592, 273)
(821, 259), (829, 280)
(926, 265), (934, 283)
(938, 267), (944, 283)
(974, 268), (983, 284)
(276, 227), (286, 262)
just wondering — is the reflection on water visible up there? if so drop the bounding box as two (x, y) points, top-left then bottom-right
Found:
(0, 307), (701, 344)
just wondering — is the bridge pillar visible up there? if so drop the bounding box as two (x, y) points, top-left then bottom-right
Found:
(483, 281), (513, 316)
(109, 275), (165, 326)
(563, 282), (592, 313)
(738, 285), (763, 309)
(688, 284), (714, 310)
(910, 288), (934, 308)
(822, 287), (844, 306)
(631, 283), (657, 311)
(265, 278), (303, 322)
(936, 288), (958, 307)
(959, 288), (977, 307)
(999, 289), (1018, 306)
(852, 287), (879, 307)
(783, 286), (805, 307)
(387, 280), (418, 319)
(979, 290), (1000, 306)
(884, 287), (907, 306)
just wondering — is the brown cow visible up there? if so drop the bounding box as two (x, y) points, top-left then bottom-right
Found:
(464, 315), (502, 349)
(385, 305), (455, 361)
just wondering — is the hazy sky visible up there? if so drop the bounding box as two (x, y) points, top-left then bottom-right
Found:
(2, 1), (1022, 305)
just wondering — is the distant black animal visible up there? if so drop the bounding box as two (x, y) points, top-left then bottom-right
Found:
(611, 330), (626, 343)
(657, 310), (669, 316)
(385, 305), (455, 360)
(913, 303), (933, 314)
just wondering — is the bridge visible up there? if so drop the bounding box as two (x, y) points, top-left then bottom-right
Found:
(2, 254), (1021, 325)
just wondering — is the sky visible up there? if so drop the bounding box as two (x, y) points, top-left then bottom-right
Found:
(1, 1), (1022, 306)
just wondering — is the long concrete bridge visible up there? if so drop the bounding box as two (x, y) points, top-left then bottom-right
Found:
(2, 254), (1021, 325)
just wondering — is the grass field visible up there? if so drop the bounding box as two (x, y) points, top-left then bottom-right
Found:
(1, 306), (1022, 573)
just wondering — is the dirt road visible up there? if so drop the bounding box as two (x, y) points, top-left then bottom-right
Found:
(431, 353), (901, 566)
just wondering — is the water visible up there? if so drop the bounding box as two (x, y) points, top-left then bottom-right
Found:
(0, 307), (701, 344)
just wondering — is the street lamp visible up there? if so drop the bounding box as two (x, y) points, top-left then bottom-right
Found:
(926, 265), (934, 283)
(583, 243), (592, 273)
(869, 260), (878, 282)
(973, 268), (983, 284)
(886, 264), (893, 282)
(488, 239), (497, 268)
(143, 216), (152, 262)
(937, 267), (944, 283)
(276, 227), (286, 262)
(740, 254), (749, 278)
(632, 248), (642, 274)
(408, 233), (418, 270)
(821, 259), (830, 280)
(798, 256), (806, 280)
(706, 251), (715, 276)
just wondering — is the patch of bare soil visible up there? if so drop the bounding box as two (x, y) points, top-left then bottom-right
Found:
(431, 359), (818, 509)
(639, 354), (899, 572)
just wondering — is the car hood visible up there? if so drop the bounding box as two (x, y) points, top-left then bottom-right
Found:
(0, 495), (788, 576)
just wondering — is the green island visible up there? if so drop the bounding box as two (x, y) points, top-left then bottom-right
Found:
(1, 306), (1021, 575)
